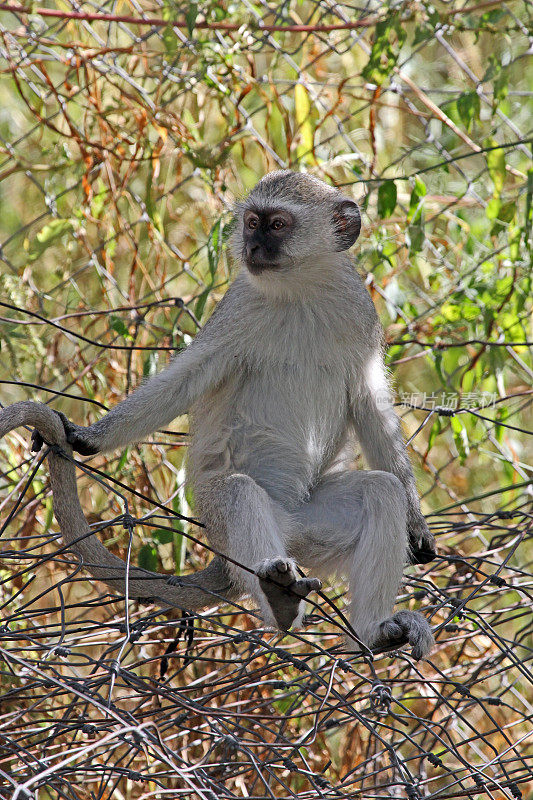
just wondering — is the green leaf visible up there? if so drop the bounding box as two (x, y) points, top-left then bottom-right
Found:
(272, 692), (294, 715)
(457, 92), (480, 132)
(427, 416), (441, 451)
(185, 485), (195, 509)
(185, 3), (198, 37)
(495, 275), (513, 297)
(91, 184), (107, 218)
(143, 351), (159, 377)
(145, 161), (163, 233)
(82, 376), (96, 400)
(495, 406), (508, 444)
(442, 99), (460, 127)
(409, 176), (426, 222)
(162, 23), (178, 56)
(509, 223), (521, 263)
(493, 68), (509, 105)
(496, 201), (516, 224)
(479, 8), (507, 27)
(482, 54), (499, 82)
(413, 175), (426, 198)
(138, 544), (158, 571)
(116, 447), (129, 472)
(433, 351), (445, 384)
(173, 529), (186, 572)
(377, 181), (397, 219)
(451, 416), (469, 465)
(485, 139), (506, 195)
(441, 303), (462, 322)
(29, 218), (75, 261)
(413, 24), (432, 46)
(194, 289), (209, 322)
(408, 219), (425, 254)
(295, 83), (314, 162)
(486, 196), (501, 220)
(154, 529), (174, 545)
(525, 169), (533, 243)
(110, 314), (130, 339)
(162, 2), (178, 56)
(361, 11), (407, 86)
(460, 298), (481, 321)
(207, 218), (222, 279)
(43, 497), (54, 532)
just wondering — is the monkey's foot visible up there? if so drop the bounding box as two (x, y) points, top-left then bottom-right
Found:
(255, 557), (321, 631)
(367, 610), (434, 660)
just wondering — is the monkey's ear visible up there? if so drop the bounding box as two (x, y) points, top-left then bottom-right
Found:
(332, 200), (361, 251)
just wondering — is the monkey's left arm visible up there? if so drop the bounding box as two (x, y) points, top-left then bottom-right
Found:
(350, 353), (436, 565)
(31, 292), (238, 457)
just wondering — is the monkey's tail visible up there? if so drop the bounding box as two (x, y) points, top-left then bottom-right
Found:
(0, 401), (236, 612)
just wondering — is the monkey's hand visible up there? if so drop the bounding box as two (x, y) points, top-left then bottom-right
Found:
(31, 411), (100, 456)
(407, 512), (436, 565)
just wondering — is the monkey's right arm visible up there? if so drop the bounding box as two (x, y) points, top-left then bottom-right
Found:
(33, 307), (235, 456)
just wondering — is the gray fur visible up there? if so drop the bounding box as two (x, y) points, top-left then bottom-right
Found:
(0, 402), (237, 611)
(12, 171), (435, 659)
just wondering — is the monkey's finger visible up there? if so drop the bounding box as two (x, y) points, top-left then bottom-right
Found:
(292, 577), (322, 597)
(31, 429), (46, 452)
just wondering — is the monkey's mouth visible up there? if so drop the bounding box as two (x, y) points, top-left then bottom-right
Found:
(245, 259), (280, 275)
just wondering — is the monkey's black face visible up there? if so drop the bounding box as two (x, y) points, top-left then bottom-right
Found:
(242, 208), (294, 274)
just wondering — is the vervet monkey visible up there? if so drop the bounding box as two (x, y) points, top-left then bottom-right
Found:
(14, 171), (436, 658)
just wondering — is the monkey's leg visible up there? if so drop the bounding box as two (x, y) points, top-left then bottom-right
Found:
(290, 470), (434, 659)
(179, 474), (320, 630)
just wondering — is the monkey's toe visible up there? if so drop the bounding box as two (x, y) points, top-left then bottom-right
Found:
(255, 558), (321, 631)
(167, 575), (185, 587)
(377, 618), (408, 647)
(372, 610), (434, 660)
(255, 557), (297, 587)
(293, 577), (322, 597)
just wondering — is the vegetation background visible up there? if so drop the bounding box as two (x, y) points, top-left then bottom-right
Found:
(0, 1), (531, 798)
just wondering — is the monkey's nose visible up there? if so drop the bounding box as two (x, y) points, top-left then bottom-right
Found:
(246, 243), (261, 259)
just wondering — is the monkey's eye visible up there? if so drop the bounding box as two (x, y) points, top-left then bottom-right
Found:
(247, 217), (258, 230)
(271, 219), (284, 230)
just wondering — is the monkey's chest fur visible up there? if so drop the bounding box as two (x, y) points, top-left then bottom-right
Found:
(188, 288), (371, 509)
